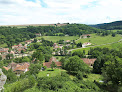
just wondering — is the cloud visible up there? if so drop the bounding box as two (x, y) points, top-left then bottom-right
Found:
(0, 0), (122, 25)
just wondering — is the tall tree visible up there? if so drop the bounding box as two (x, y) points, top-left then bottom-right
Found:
(50, 61), (57, 70)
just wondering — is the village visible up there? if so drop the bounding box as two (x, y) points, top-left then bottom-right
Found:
(0, 34), (94, 75)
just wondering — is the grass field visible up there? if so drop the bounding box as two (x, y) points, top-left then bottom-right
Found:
(38, 68), (66, 78)
(72, 42), (122, 54)
(0, 43), (8, 48)
(37, 36), (79, 42)
(109, 30), (122, 32)
(83, 74), (103, 82)
(76, 34), (122, 45)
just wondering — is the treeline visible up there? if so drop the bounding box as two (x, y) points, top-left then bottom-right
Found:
(0, 27), (36, 47)
(90, 21), (122, 30)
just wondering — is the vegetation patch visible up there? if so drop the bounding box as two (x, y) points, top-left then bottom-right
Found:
(37, 36), (79, 42)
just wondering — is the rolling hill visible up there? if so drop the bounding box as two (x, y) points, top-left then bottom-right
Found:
(89, 21), (122, 30)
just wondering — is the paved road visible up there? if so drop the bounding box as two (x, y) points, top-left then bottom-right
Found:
(68, 39), (122, 52)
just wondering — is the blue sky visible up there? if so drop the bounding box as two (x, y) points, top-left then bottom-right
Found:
(0, 0), (122, 25)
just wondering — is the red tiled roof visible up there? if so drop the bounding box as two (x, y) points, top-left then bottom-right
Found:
(13, 63), (30, 72)
(49, 57), (57, 62)
(81, 58), (96, 66)
(3, 66), (9, 71)
(0, 51), (7, 53)
(25, 40), (31, 42)
(43, 57), (62, 68)
(43, 62), (62, 68)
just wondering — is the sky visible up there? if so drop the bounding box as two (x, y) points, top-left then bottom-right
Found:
(0, 0), (122, 25)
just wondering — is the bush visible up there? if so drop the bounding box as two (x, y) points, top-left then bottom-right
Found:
(118, 86), (122, 92)
(61, 72), (69, 77)
(76, 71), (83, 80)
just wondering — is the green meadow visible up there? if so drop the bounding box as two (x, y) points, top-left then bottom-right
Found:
(76, 34), (122, 45)
(38, 68), (66, 78)
(72, 42), (122, 54)
(37, 36), (79, 42)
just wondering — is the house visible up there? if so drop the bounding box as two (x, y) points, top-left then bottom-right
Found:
(0, 48), (9, 54)
(12, 43), (22, 49)
(10, 51), (15, 54)
(82, 42), (91, 48)
(1, 54), (7, 60)
(53, 43), (60, 49)
(53, 43), (58, 47)
(35, 33), (41, 37)
(65, 34), (69, 36)
(81, 58), (96, 66)
(3, 62), (30, 74)
(66, 44), (70, 47)
(3, 66), (9, 71)
(43, 57), (62, 68)
(66, 40), (70, 43)
(13, 63), (30, 74)
(7, 62), (17, 70)
(81, 34), (91, 38)
(25, 40), (32, 44)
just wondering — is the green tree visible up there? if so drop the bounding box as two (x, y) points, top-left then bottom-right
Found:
(50, 61), (57, 70)
(66, 56), (90, 74)
(0, 55), (2, 61)
(6, 69), (17, 83)
(34, 38), (37, 43)
(102, 57), (122, 85)
(29, 64), (41, 75)
(21, 50), (24, 58)
(112, 33), (116, 37)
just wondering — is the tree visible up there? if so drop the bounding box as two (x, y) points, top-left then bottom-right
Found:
(6, 69), (17, 83)
(21, 50), (24, 58)
(102, 57), (122, 85)
(45, 54), (52, 62)
(50, 61), (57, 70)
(34, 38), (37, 43)
(0, 55), (2, 61)
(66, 56), (90, 74)
(32, 50), (44, 63)
(77, 42), (82, 48)
(6, 54), (14, 60)
(112, 33), (116, 37)
(29, 64), (41, 75)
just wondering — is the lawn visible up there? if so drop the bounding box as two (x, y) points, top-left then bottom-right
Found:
(83, 74), (103, 82)
(37, 68), (66, 78)
(76, 34), (122, 45)
(37, 36), (79, 42)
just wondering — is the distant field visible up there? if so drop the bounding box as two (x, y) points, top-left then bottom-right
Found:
(72, 42), (122, 54)
(0, 43), (7, 48)
(109, 30), (122, 32)
(38, 68), (66, 78)
(38, 36), (79, 42)
(76, 34), (122, 45)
